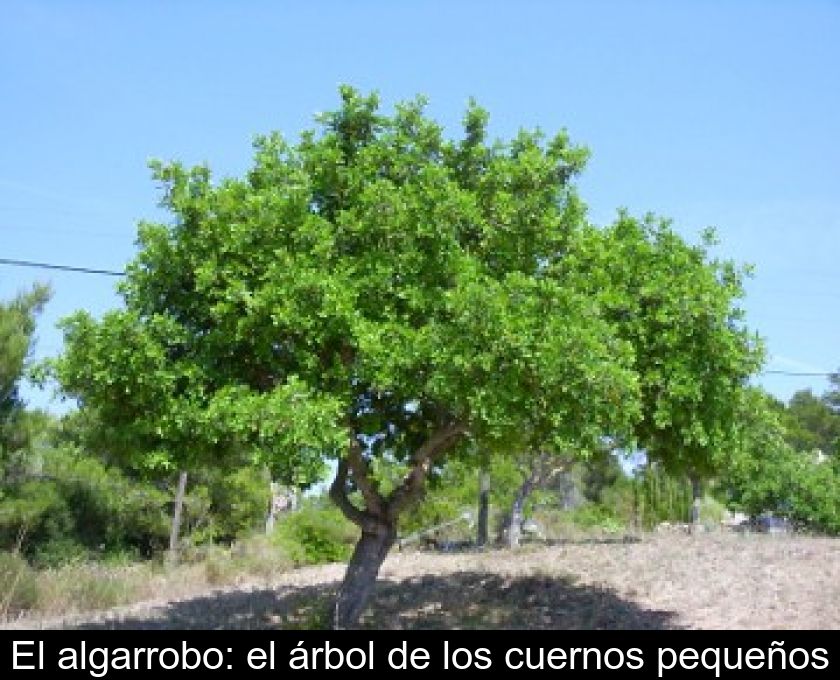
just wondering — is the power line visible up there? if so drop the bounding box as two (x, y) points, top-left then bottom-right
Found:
(0, 257), (124, 277)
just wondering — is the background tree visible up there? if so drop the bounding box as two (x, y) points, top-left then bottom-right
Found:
(782, 388), (840, 457)
(724, 387), (840, 534)
(566, 216), (763, 517)
(493, 214), (763, 538)
(51, 87), (760, 627)
(1, 284), (50, 477)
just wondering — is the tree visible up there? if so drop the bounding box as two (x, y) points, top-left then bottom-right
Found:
(567, 216), (763, 514)
(724, 387), (840, 534)
(496, 215), (763, 538)
(783, 388), (840, 457)
(1, 284), (50, 472)
(52, 87), (758, 627)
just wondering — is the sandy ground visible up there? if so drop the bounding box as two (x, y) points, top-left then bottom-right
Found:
(7, 532), (840, 629)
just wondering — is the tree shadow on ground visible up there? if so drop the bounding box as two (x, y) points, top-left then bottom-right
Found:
(68, 571), (680, 630)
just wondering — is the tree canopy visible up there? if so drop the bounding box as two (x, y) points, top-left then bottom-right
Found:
(51, 87), (762, 626)
(1, 284), (49, 465)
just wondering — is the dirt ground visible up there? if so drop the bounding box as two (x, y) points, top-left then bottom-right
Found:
(8, 532), (840, 630)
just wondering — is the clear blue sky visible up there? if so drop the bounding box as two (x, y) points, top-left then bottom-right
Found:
(1, 0), (838, 412)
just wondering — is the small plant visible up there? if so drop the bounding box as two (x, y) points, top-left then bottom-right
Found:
(272, 502), (358, 566)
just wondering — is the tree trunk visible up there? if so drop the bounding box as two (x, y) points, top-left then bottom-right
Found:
(504, 453), (556, 549)
(167, 470), (188, 564)
(477, 469), (490, 547)
(508, 488), (526, 549)
(507, 468), (540, 549)
(334, 520), (396, 629)
(328, 421), (467, 629)
(690, 476), (702, 531)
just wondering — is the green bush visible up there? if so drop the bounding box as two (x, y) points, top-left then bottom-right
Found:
(272, 500), (358, 566)
(697, 495), (727, 527)
(725, 434), (840, 535)
(566, 504), (626, 533)
(633, 466), (693, 529)
(0, 447), (170, 565)
(185, 467), (272, 544)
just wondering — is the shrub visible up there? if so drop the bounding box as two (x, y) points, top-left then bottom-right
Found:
(0, 446), (170, 565)
(272, 500), (358, 566)
(185, 467), (272, 544)
(204, 534), (295, 586)
(726, 438), (840, 535)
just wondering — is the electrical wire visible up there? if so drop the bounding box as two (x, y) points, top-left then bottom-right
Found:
(0, 257), (124, 277)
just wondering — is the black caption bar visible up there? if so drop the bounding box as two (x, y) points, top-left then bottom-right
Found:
(2, 630), (836, 678)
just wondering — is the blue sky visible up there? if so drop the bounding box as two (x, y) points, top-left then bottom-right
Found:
(1, 0), (838, 412)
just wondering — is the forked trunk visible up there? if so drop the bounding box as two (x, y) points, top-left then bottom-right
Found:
(329, 422), (467, 628)
(506, 456), (545, 549)
(334, 520), (396, 629)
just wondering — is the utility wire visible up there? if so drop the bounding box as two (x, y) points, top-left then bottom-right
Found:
(0, 257), (124, 277)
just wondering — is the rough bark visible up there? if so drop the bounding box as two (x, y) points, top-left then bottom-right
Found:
(477, 468), (490, 547)
(508, 470), (539, 549)
(503, 452), (569, 549)
(167, 470), (188, 564)
(333, 520), (397, 629)
(329, 422), (466, 628)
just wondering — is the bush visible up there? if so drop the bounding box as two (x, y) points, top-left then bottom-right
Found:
(272, 500), (358, 566)
(184, 467), (272, 544)
(567, 504), (627, 533)
(0, 446), (171, 565)
(726, 436), (840, 535)
(204, 534), (295, 586)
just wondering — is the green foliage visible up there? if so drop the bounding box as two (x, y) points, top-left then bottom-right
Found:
(728, 445), (840, 534)
(634, 465), (693, 529)
(781, 388), (840, 457)
(724, 387), (840, 534)
(271, 499), (359, 565)
(1, 285), (50, 466)
(180, 467), (272, 544)
(567, 216), (763, 478)
(46, 87), (761, 570)
(0, 446), (171, 565)
(564, 504), (626, 533)
(399, 456), (523, 536)
(48, 87), (645, 506)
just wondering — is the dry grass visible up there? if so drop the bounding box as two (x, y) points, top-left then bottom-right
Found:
(0, 534), (295, 626)
(4, 531), (839, 630)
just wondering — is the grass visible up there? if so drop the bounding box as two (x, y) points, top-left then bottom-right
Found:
(1, 552), (141, 621)
(0, 533), (297, 624)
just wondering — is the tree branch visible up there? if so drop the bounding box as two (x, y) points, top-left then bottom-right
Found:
(329, 459), (374, 529)
(345, 437), (385, 516)
(384, 421), (467, 521)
